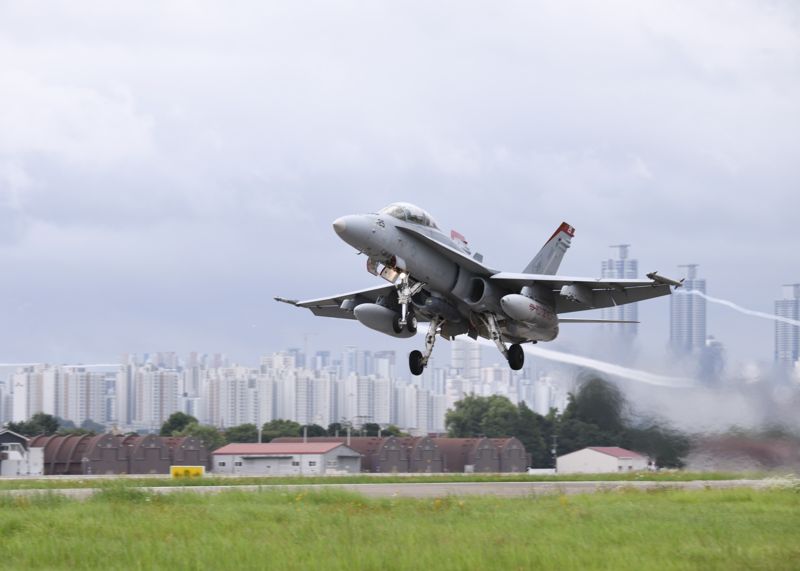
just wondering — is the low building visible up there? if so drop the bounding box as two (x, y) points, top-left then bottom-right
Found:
(27, 433), (210, 475)
(272, 437), (396, 472)
(401, 436), (443, 473)
(557, 446), (649, 474)
(491, 438), (528, 473)
(0, 429), (43, 476)
(212, 442), (361, 475)
(272, 436), (529, 473)
(433, 438), (499, 473)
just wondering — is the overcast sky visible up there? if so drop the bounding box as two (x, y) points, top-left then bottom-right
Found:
(0, 1), (798, 367)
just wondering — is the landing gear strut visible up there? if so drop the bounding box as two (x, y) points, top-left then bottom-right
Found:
(482, 312), (525, 371)
(395, 273), (423, 328)
(409, 315), (443, 376)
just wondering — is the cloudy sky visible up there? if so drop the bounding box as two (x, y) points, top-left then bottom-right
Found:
(0, 1), (798, 367)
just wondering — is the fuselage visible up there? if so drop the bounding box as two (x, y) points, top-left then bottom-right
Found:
(332, 204), (559, 344)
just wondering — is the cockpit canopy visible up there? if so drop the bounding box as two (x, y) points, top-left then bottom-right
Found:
(378, 202), (440, 229)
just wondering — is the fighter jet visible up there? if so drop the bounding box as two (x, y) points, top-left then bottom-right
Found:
(276, 202), (682, 376)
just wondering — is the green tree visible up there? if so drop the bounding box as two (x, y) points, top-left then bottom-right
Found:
(383, 424), (404, 437)
(225, 423), (259, 444)
(515, 402), (548, 467)
(160, 412), (198, 436)
(446, 394), (520, 437)
(7, 412), (60, 436)
(362, 423), (381, 436)
(177, 423), (225, 451)
(327, 422), (348, 436)
(261, 419), (302, 442)
(624, 424), (691, 469)
(480, 396), (519, 437)
(445, 394), (491, 437)
(564, 377), (626, 433)
(299, 424), (327, 438)
(80, 419), (106, 433)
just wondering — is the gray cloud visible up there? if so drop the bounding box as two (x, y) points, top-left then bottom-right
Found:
(0, 0), (798, 364)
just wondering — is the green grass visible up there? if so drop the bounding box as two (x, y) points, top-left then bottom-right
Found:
(0, 486), (798, 570)
(0, 470), (776, 491)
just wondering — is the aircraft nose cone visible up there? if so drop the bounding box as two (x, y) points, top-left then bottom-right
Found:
(333, 217), (347, 235)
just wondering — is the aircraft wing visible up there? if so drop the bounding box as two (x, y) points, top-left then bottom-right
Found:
(396, 225), (496, 276)
(275, 284), (398, 320)
(490, 272), (673, 314)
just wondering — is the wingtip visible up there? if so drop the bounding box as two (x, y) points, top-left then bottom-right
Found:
(274, 297), (299, 306)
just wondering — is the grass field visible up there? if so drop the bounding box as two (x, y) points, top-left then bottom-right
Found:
(0, 470), (773, 491)
(1, 485), (798, 570)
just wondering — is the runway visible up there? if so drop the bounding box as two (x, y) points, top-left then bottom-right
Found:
(3, 479), (777, 501)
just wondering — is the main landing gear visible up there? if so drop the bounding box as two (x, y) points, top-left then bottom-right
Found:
(482, 312), (525, 371)
(409, 315), (443, 376)
(407, 313), (525, 376)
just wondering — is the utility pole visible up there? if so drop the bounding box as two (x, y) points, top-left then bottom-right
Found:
(551, 433), (558, 472)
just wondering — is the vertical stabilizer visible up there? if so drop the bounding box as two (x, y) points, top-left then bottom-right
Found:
(522, 222), (574, 275)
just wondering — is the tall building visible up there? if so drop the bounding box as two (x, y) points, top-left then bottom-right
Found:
(775, 284), (800, 364)
(670, 264), (706, 354)
(62, 367), (108, 426)
(601, 244), (638, 337)
(451, 340), (481, 383)
(11, 366), (46, 422)
(133, 365), (181, 431)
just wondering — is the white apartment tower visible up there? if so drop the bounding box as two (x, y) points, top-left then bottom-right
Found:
(775, 284), (800, 364)
(134, 366), (181, 430)
(670, 264), (707, 354)
(451, 339), (481, 383)
(601, 245), (638, 337)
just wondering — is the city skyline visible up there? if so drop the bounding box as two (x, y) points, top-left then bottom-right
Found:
(1, 341), (570, 437)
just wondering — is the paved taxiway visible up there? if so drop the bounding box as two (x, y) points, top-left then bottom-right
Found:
(3, 479), (776, 500)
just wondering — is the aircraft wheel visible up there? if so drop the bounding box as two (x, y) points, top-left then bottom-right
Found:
(409, 350), (425, 376)
(508, 344), (524, 371)
(406, 314), (418, 334)
(392, 315), (404, 334)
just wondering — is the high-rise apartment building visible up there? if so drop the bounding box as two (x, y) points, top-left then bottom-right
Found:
(775, 284), (800, 364)
(601, 244), (638, 337)
(133, 365), (181, 431)
(670, 264), (707, 354)
(451, 339), (481, 383)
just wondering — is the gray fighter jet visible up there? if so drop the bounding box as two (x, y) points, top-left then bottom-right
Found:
(276, 202), (682, 376)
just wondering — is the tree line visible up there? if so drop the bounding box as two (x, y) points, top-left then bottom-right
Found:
(445, 376), (691, 468)
(5, 377), (689, 464)
(4, 411), (405, 452)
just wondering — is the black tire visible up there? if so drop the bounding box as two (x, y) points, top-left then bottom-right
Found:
(508, 343), (524, 371)
(406, 314), (418, 334)
(409, 350), (425, 376)
(392, 315), (404, 334)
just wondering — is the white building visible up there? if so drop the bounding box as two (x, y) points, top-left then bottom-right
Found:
(451, 339), (481, 384)
(134, 365), (181, 430)
(0, 429), (44, 476)
(775, 284), (800, 364)
(601, 245), (638, 338)
(557, 446), (649, 474)
(212, 442), (361, 475)
(670, 264), (707, 354)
